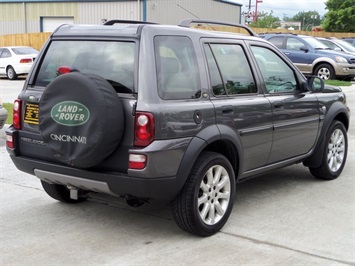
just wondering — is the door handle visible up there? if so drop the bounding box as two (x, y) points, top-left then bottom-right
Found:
(222, 105), (233, 114)
(274, 102), (283, 108)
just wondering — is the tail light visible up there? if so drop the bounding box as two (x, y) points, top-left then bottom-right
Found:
(20, 58), (32, 63)
(13, 99), (22, 130)
(134, 112), (155, 147)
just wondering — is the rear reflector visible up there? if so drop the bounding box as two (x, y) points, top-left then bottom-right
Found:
(128, 154), (147, 170)
(6, 134), (14, 149)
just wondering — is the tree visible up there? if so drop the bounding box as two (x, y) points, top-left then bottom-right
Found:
(290, 11), (323, 31)
(323, 0), (355, 32)
(248, 11), (281, 28)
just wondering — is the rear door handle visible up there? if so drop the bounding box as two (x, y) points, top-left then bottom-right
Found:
(274, 102), (283, 108)
(222, 105), (234, 114)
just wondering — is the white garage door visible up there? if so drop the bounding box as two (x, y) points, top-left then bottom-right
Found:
(42, 17), (74, 32)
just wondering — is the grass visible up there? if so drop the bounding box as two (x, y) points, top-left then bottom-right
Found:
(3, 103), (13, 125)
(324, 80), (352, 86)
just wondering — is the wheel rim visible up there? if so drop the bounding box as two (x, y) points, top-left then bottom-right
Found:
(327, 128), (345, 172)
(317, 68), (330, 80)
(198, 165), (231, 225)
(7, 68), (14, 79)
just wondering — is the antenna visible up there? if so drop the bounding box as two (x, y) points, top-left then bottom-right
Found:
(177, 4), (200, 19)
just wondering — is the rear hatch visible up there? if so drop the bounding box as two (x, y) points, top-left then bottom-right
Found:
(12, 38), (137, 172)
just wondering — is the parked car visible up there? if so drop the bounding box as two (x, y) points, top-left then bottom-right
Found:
(317, 37), (355, 56)
(6, 20), (350, 236)
(261, 33), (355, 80)
(0, 102), (8, 129)
(342, 37), (355, 46)
(0, 46), (39, 80)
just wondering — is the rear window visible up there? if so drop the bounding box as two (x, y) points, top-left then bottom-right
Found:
(34, 40), (135, 93)
(12, 47), (38, 55)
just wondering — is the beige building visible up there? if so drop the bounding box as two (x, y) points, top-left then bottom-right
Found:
(0, 0), (242, 35)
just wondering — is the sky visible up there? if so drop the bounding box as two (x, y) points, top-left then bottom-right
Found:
(235, 0), (327, 19)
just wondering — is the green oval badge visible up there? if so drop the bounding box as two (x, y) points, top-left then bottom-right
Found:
(51, 101), (90, 126)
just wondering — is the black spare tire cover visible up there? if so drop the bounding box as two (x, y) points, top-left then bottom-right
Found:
(39, 72), (124, 168)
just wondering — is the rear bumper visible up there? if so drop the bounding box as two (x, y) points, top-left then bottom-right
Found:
(9, 155), (183, 200)
(13, 64), (32, 75)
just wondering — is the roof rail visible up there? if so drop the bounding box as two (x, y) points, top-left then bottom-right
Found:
(178, 19), (256, 36)
(104, 20), (158, 25)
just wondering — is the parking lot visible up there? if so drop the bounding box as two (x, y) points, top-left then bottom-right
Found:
(1, 79), (354, 265)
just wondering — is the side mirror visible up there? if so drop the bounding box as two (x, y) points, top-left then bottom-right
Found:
(334, 47), (342, 51)
(307, 76), (324, 92)
(300, 45), (309, 52)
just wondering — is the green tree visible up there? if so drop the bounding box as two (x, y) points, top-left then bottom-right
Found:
(291, 11), (323, 31)
(249, 11), (281, 28)
(323, 0), (355, 32)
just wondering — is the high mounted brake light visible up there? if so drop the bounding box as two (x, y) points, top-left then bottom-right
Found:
(56, 66), (76, 76)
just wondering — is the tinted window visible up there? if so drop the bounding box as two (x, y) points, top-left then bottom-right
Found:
(155, 36), (201, 100)
(206, 43), (256, 95)
(251, 46), (297, 93)
(268, 36), (284, 49)
(35, 41), (135, 93)
(204, 44), (225, 95)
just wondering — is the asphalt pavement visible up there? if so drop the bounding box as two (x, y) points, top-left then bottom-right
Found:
(0, 80), (354, 265)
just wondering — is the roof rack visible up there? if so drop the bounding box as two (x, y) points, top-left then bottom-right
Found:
(178, 19), (256, 36)
(104, 20), (158, 26)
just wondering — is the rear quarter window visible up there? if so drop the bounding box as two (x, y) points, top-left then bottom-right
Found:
(154, 36), (201, 100)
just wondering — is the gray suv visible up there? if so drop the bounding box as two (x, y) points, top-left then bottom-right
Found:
(6, 19), (350, 236)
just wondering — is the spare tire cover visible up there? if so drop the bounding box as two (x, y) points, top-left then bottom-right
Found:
(39, 72), (124, 168)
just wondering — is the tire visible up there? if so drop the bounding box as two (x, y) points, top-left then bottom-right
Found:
(309, 121), (348, 180)
(39, 72), (124, 168)
(171, 152), (236, 237)
(6, 66), (17, 80)
(314, 63), (335, 80)
(41, 180), (87, 203)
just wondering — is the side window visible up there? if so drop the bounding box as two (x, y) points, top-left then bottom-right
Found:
(321, 40), (337, 50)
(286, 37), (305, 50)
(204, 44), (225, 96)
(155, 36), (201, 100)
(251, 46), (298, 93)
(268, 36), (284, 49)
(0, 48), (11, 58)
(206, 43), (256, 95)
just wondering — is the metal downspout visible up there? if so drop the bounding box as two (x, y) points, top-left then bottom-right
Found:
(143, 0), (147, 21)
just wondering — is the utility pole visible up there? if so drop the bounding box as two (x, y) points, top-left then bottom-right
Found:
(254, 0), (263, 22)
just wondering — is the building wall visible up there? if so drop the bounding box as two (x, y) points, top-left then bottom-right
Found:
(146, 0), (241, 24)
(0, 0), (241, 35)
(0, 1), (139, 35)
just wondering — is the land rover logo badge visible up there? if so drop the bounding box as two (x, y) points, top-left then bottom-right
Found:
(51, 101), (90, 126)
